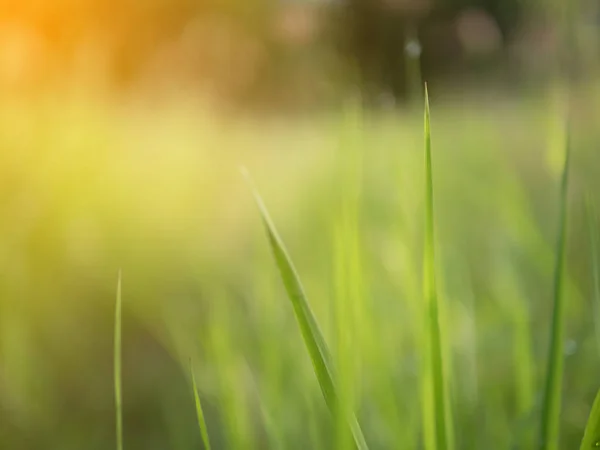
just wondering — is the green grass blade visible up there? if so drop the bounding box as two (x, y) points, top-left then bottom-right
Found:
(244, 169), (369, 450)
(579, 388), (600, 449)
(586, 196), (600, 353)
(114, 270), (123, 450)
(539, 118), (571, 450)
(581, 197), (600, 450)
(422, 84), (452, 450)
(190, 359), (212, 450)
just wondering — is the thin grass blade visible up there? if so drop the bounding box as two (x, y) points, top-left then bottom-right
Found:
(115, 270), (123, 450)
(579, 388), (600, 449)
(580, 198), (600, 449)
(190, 359), (212, 450)
(422, 84), (452, 450)
(539, 117), (571, 450)
(586, 196), (600, 353)
(243, 169), (369, 450)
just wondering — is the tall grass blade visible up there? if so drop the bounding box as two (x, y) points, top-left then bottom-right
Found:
(332, 101), (366, 450)
(422, 84), (452, 450)
(539, 117), (571, 450)
(190, 359), (212, 450)
(579, 384), (600, 450)
(578, 387), (600, 449)
(114, 270), (123, 450)
(243, 169), (369, 450)
(586, 196), (600, 353)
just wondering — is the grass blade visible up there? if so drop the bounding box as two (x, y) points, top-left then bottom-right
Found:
(586, 196), (600, 353)
(422, 84), (452, 450)
(190, 359), (212, 450)
(581, 197), (600, 450)
(114, 270), (123, 450)
(244, 169), (369, 450)
(539, 117), (571, 450)
(579, 388), (600, 449)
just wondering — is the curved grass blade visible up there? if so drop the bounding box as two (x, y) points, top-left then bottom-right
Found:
(243, 169), (369, 450)
(422, 84), (452, 450)
(579, 388), (600, 449)
(115, 270), (123, 450)
(190, 359), (212, 450)
(539, 116), (571, 450)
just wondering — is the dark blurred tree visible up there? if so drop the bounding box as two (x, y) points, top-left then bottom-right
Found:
(338, 0), (524, 104)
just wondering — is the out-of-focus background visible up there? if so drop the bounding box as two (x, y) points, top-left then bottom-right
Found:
(0, 0), (600, 449)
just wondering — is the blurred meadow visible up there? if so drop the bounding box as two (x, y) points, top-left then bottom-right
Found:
(1, 1), (600, 449)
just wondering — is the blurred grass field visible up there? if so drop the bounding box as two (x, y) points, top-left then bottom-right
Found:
(1, 81), (600, 449)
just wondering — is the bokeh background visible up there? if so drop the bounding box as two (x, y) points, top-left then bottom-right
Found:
(0, 0), (600, 449)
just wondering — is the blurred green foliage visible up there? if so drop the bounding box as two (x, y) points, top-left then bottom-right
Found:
(0, 82), (599, 448)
